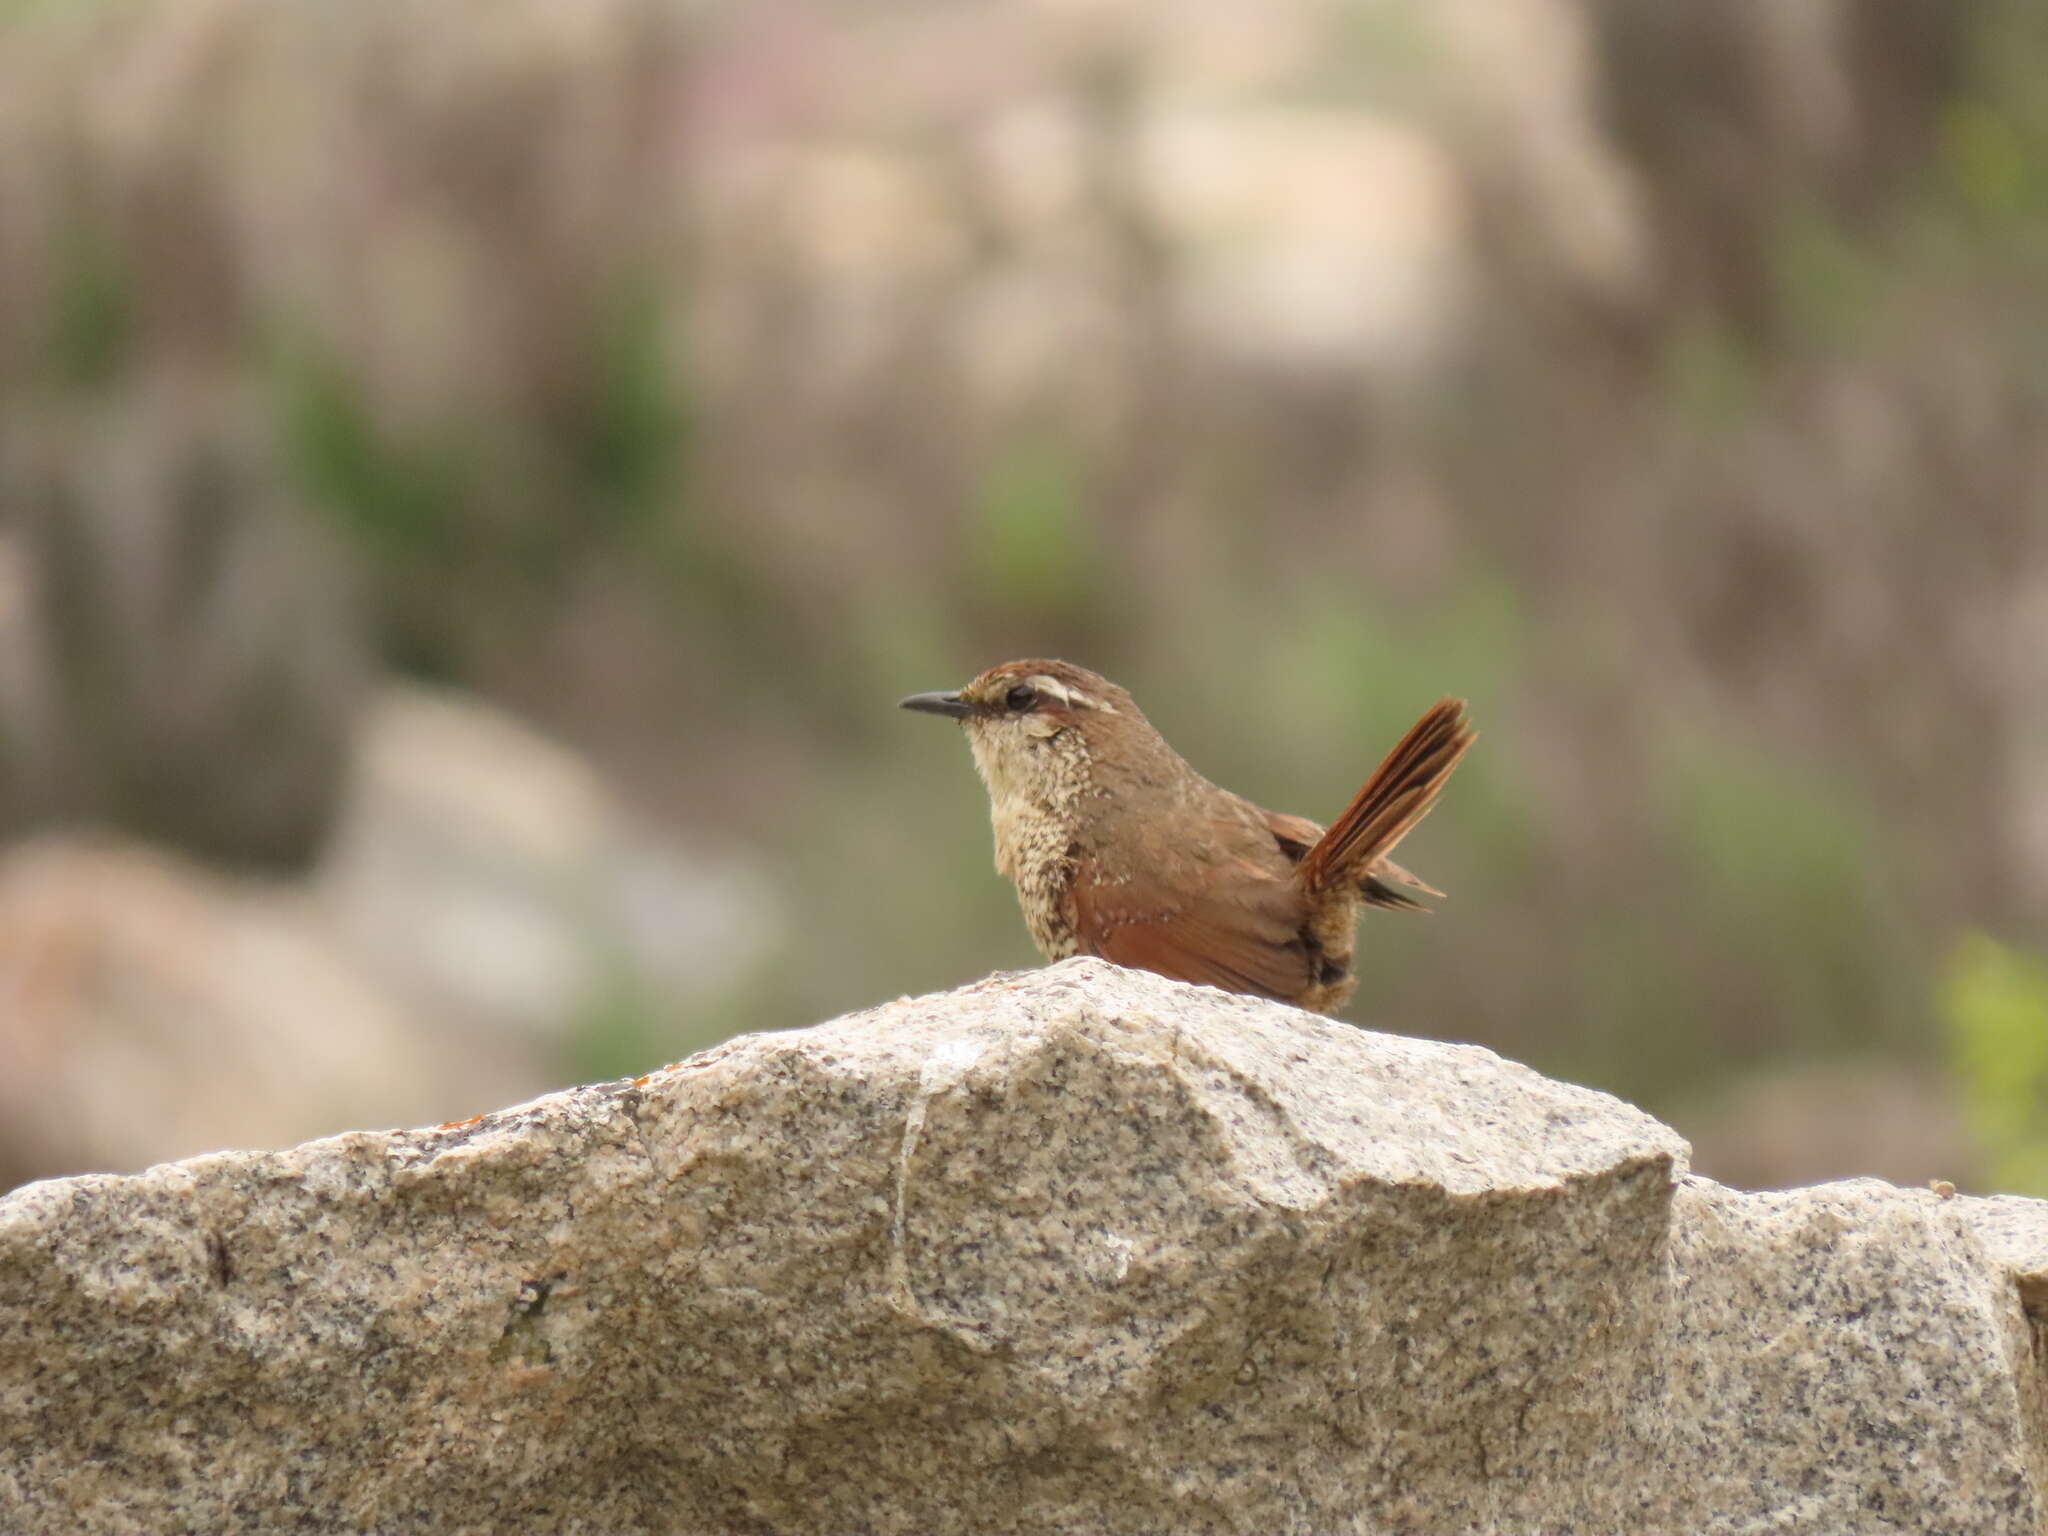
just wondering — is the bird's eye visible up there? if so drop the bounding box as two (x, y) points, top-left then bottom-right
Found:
(1005, 684), (1037, 712)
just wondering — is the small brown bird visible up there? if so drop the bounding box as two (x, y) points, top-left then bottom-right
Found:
(902, 659), (1475, 1014)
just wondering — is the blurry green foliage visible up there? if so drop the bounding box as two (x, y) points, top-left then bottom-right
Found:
(1279, 571), (1520, 745)
(1769, 205), (1882, 349)
(567, 968), (724, 1084)
(968, 436), (1097, 615)
(1660, 316), (1760, 428)
(1539, 731), (1922, 1105)
(1945, 1), (2048, 227)
(271, 279), (690, 677)
(1943, 933), (2048, 1195)
(1660, 733), (1916, 1056)
(41, 221), (132, 392)
(275, 348), (474, 676)
(280, 348), (469, 566)
(1273, 573), (1532, 871)
(576, 282), (689, 523)
(1942, 100), (2033, 221)
(1564, 901), (1719, 1095)
(850, 599), (963, 719)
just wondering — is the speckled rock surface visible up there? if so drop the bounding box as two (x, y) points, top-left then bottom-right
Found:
(0, 958), (2042, 1534)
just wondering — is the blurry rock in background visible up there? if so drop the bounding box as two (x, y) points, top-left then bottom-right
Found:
(0, 835), (445, 1193)
(0, 684), (779, 1192)
(0, 379), (368, 869)
(317, 685), (779, 1077)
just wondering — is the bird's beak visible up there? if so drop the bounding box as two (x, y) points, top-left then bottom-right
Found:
(899, 690), (972, 720)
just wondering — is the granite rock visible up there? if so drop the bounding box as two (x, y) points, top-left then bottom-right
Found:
(0, 958), (2042, 1533)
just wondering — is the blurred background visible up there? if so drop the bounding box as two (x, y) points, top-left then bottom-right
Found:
(2, 0), (2045, 1198)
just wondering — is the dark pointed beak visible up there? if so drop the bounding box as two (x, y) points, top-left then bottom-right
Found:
(899, 690), (972, 720)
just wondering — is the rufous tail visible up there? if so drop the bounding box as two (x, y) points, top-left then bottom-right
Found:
(1297, 698), (1476, 898)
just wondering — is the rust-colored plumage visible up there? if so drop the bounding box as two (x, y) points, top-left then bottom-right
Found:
(901, 660), (1475, 1014)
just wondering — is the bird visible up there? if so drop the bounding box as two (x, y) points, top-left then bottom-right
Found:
(900, 659), (1475, 1014)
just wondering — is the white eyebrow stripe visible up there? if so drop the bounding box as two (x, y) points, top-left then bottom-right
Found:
(1026, 674), (1116, 713)
(1028, 675), (1074, 706)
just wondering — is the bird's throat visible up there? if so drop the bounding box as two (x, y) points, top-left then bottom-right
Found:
(965, 722), (1091, 958)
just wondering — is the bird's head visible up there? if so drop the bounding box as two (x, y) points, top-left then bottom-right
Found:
(900, 658), (1139, 806)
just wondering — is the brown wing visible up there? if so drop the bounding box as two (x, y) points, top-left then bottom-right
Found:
(1263, 809), (1324, 861)
(1068, 837), (1312, 1004)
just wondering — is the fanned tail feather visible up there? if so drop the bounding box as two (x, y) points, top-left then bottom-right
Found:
(1359, 859), (1444, 912)
(1298, 699), (1475, 898)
